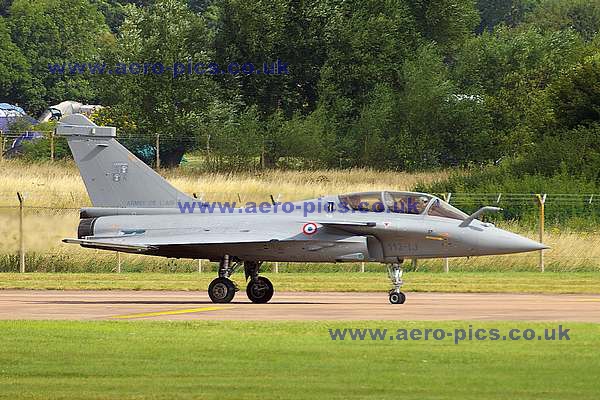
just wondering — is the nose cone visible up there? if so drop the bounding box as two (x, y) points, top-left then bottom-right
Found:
(479, 228), (549, 255)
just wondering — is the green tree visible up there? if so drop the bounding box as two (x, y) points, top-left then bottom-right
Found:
(0, 17), (30, 105)
(350, 84), (401, 169)
(452, 27), (586, 157)
(408, 0), (480, 53)
(475, 0), (540, 33)
(8, 0), (110, 114)
(214, 0), (329, 116)
(525, 0), (600, 41)
(0, 0), (12, 16)
(318, 0), (421, 120)
(550, 52), (600, 129)
(281, 108), (337, 168)
(394, 45), (495, 169)
(91, 0), (127, 32)
(203, 103), (261, 171)
(397, 45), (452, 168)
(98, 0), (218, 167)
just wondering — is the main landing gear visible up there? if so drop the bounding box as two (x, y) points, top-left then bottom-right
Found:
(207, 256), (274, 304)
(244, 261), (274, 304)
(387, 261), (406, 305)
(207, 255), (240, 303)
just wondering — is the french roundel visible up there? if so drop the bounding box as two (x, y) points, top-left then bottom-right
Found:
(302, 222), (318, 235)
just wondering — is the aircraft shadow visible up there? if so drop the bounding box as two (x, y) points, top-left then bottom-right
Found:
(30, 300), (331, 305)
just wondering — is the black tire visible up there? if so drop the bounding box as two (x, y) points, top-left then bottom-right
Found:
(208, 277), (236, 303)
(246, 276), (274, 304)
(389, 291), (406, 305)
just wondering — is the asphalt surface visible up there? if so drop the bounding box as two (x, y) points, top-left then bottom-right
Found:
(1, 290), (599, 321)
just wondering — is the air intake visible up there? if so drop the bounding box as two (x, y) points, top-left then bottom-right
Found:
(77, 218), (97, 238)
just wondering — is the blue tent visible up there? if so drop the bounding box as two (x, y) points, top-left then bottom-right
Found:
(0, 103), (41, 157)
(0, 103), (31, 131)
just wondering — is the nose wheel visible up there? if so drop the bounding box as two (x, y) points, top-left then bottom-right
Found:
(389, 291), (406, 304)
(387, 261), (406, 304)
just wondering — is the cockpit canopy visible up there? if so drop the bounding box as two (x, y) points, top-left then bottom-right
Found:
(338, 191), (468, 220)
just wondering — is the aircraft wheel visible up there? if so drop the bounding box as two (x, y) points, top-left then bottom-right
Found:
(208, 277), (236, 303)
(389, 291), (406, 305)
(246, 277), (274, 304)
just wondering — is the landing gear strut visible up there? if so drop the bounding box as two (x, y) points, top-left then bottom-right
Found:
(387, 261), (406, 304)
(208, 255), (240, 303)
(244, 261), (274, 304)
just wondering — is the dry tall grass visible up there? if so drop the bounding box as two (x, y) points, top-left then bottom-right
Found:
(0, 158), (450, 207)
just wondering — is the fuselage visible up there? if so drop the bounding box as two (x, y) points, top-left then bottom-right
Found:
(77, 191), (547, 263)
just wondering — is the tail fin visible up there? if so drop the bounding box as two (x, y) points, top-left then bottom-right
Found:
(57, 114), (194, 208)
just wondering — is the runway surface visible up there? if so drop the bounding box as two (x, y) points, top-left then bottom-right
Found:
(1, 290), (600, 321)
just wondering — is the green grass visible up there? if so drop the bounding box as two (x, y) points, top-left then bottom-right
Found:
(0, 320), (598, 399)
(1, 272), (600, 293)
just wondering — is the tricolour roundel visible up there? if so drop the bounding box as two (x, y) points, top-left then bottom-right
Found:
(302, 222), (318, 235)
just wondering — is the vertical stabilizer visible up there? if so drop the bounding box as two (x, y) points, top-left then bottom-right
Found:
(57, 114), (194, 208)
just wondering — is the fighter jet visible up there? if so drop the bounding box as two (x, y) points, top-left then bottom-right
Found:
(58, 114), (548, 304)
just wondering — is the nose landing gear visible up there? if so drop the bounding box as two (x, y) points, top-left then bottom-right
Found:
(387, 261), (406, 304)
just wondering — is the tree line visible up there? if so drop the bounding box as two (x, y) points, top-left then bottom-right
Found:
(1, 0), (599, 178)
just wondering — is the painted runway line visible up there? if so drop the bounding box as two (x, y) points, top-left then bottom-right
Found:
(111, 306), (230, 319)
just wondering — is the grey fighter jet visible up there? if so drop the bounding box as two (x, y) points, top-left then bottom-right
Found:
(58, 114), (548, 304)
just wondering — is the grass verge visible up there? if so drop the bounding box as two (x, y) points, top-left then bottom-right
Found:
(1, 272), (600, 293)
(0, 320), (598, 399)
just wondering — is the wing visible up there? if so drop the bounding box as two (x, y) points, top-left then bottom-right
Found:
(63, 228), (298, 253)
(63, 238), (155, 252)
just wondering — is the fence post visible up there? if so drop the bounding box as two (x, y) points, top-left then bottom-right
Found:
(198, 259), (203, 273)
(155, 133), (160, 169)
(442, 193), (451, 272)
(273, 262), (279, 273)
(116, 251), (122, 274)
(50, 130), (55, 161)
(411, 258), (418, 271)
(360, 262), (365, 273)
(17, 192), (25, 273)
(0, 130), (4, 159)
(536, 194), (546, 272)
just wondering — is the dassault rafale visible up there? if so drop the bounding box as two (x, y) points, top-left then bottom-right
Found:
(59, 114), (548, 304)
